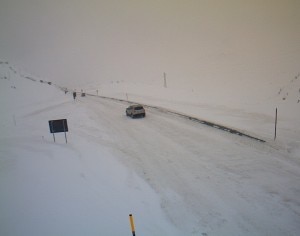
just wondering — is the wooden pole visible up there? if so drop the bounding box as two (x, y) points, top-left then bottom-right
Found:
(274, 108), (277, 140)
(129, 214), (136, 236)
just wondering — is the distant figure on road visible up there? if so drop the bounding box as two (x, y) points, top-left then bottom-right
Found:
(73, 92), (76, 101)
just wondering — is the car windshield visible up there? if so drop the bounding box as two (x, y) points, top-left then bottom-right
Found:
(134, 106), (143, 110)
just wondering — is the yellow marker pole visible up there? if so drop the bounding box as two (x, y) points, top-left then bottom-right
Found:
(129, 214), (136, 236)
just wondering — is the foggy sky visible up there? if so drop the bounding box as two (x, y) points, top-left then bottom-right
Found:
(0, 0), (299, 92)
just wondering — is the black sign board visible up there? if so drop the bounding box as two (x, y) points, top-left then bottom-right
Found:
(49, 119), (68, 133)
(49, 119), (68, 143)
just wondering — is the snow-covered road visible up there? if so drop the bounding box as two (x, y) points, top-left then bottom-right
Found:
(75, 95), (300, 235)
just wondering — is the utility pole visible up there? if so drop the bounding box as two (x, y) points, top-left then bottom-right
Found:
(163, 72), (167, 88)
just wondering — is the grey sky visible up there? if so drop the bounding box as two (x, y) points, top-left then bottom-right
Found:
(0, 0), (299, 90)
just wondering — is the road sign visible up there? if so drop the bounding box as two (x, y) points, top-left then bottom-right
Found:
(49, 119), (68, 143)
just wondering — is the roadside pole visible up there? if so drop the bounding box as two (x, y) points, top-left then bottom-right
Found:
(129, 214), (136, 236)
(274, 108), (278, 140)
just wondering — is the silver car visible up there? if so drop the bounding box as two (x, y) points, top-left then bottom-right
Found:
(126, 104), (146, 118)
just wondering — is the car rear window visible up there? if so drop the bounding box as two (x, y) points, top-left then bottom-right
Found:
(134, 106), (143, 110)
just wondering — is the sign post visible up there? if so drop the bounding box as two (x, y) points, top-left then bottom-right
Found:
(49, 119), (68, 143)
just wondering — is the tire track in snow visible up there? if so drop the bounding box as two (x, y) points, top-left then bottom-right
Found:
(86, 93), (266, 143)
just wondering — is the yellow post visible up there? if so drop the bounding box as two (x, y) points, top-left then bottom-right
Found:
(129, 214), (136, 236)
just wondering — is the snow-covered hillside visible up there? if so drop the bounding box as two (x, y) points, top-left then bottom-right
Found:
(1, 63), (300, 236)
(0, 63), (181, 236)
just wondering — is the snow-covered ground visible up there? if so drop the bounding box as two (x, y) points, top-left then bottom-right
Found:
(1, 63), (300, 236)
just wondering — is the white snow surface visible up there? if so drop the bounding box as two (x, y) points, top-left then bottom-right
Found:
(1, 64), (300, 236)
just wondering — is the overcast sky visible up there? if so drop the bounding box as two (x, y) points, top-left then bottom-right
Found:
(0, 0), (299, 91)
